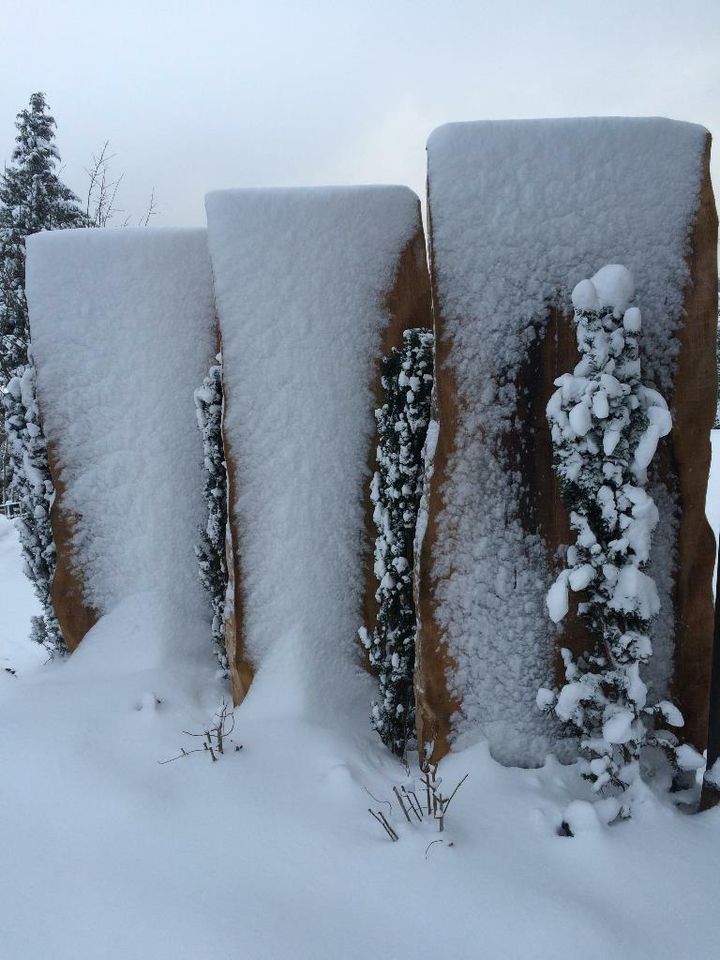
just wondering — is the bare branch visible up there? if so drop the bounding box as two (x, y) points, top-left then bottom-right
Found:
(401, 786), (424, 822)
(424, 839), (443, 859)
(85, 140), (125, 227)
(393, 785), (412, 823)
(440, 773), (469, 813)
(160, 701), (239, 765)
(158, 746), (207, 765)
(368, 808), (398, 841)
(362, 785), (392, 814)
(140, 187), (158, 227)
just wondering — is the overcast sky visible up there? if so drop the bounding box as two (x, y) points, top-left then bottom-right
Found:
(2, 0), (719, 226)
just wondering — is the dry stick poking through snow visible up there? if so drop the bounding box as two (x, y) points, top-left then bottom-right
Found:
(367, 765), (468, 841)
(400, 786), (424, 822)
(368, 809), (400, 842)
(537, 265), (703, 818)
(420, 762), (469, 832)
(159, 701), (241, 765)
(393, 785), (413, 823)
(434, 773), (469, 833)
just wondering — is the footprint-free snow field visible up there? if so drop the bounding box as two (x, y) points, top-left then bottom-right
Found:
(1, 433), (720, 960)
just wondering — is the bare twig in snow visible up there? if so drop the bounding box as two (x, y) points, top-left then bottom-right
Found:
(159, 700), (239, 765)
(368, 808), (399, 841)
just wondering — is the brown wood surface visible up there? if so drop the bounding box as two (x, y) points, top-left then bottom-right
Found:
(413, 197), (462, 761)
(46, 441), (98, 652)
(668, 138), (717, 750)
(416, 136), (718, 762)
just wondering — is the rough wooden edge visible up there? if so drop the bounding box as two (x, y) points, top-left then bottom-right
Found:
(46, 440), (98, 652)
(669, 134), (717, 751)
(215, 310), (254, 705)
(414, 188), (463, 762)
(222, 386), (255, 705)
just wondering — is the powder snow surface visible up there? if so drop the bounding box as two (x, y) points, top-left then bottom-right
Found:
(427, 118), (708, 764)
(25, 228), (216, 626)
(1, 474), (720, 959)
(206, 186), (421, 723)
(0, 516), (45, 674)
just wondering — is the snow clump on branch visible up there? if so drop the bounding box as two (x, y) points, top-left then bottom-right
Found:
(538, 264), (702, 811)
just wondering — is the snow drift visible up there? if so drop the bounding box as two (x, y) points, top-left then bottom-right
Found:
(205, 186), (432, 725)
(25, 227), (217, 652)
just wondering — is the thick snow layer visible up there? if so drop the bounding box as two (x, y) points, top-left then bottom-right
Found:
(205, 186), (421, 723)
(0, 443), (719, 959)
(1, 577), (720, 959)
(426, 118), (707, 764)
(25, 228), (216, 627)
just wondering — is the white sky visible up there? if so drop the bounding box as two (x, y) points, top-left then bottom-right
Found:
(2, 0), (719, 226)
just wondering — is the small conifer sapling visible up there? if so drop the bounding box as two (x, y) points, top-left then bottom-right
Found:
(360, 328), (433, 756)
(194, 353), (229, 672)
(538, 265), (703, 813)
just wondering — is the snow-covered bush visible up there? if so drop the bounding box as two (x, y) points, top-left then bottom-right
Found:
(0, 93), (89, 655)
(360, 328), (433, 756)
(538, 265), (702, 806)
(367, 762), (468, 841)
(2, 364), (63, 653)
(194, 354), (229, 672)
(4, 362), (63, 650)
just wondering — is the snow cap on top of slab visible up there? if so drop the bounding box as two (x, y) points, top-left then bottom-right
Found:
(428, 117), (707, 391)
(25, 227), (216, 626)
(426, 117), (708, 764)
(205, 185), (423, 726)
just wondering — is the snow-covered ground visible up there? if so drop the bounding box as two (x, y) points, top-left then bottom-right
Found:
(0, 516), (46, 675)
(1, 435), (719, 960)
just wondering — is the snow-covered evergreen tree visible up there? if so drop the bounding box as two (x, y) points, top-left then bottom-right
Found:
(538, 265), (703, 809)
(194, 354), (229, 673)
(4, 364), (63, 647)
(360, 328), (433, 756)
(0, 93), (89, 374)
(0, 92), (89, 654)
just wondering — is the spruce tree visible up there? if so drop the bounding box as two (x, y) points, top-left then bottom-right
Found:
(360, 328), (433, 756)
(194, 354), (229, 672)
(538, 265), (703, 812)
(0, 92), (88, 654)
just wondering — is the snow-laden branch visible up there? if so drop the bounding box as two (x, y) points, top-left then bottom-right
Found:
(538, 265), (702, 811)
(359, 328), (433, 756)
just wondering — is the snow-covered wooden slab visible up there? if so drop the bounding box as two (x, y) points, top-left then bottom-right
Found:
(205, 186), (432, 723)
(417, 118), (717, 765)
(25, 228), (217, 651)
